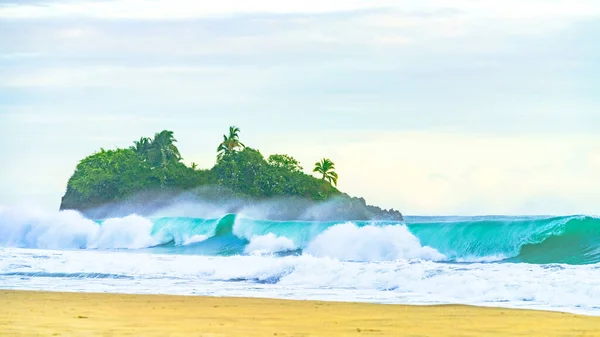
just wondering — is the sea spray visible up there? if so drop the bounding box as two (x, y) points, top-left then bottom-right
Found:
(305, 222), (445, 261)
(244, 233), (297, 255)
(1, 206), (600, 264)
(2, 205), (600, 315)
(88, 215), (158, 249)
(1, 249), (599, 314)
(0, 207), (98, 249)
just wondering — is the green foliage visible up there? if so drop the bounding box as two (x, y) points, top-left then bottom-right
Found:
(213, 148), (338, 200)
(268, 154), (303, 173)
(217, 126), (245, 161)
(63, 148), (161, 208)
(132, 131), (181, 167)
(132, 137), (152, 156)
(211, 148), (267, 196)
(151, 130), (182, 165)
(163, 163), (211, 190)
(61, 127), (341, 210)
(130, 130), (182, 187)
(313, 158), (338, 186)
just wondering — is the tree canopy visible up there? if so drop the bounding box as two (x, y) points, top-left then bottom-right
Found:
(268, 154), (303, 173)
(61, 128), (341, 210)
(61, 127), (403, 220)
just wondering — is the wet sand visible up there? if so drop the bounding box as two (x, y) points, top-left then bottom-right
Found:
(1, 290), (599, 336)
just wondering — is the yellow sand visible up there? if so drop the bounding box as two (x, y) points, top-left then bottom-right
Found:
(1, 290), (600, 336)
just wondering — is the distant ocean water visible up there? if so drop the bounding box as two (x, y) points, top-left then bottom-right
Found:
(1, 206), (599, 315)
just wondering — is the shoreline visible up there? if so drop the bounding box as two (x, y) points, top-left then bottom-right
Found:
(2, 290), (600, 336)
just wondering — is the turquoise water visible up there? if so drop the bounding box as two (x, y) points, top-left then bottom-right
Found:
(2, 208), (600, 314)
(1, 208), (598, 264)
(123, 214), (599, 265)
(409, 215), (600, 264)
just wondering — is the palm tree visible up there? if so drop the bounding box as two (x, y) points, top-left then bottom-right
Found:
(152, 130), (182, 167)
(217, 126), (245, 161)
(132, 137), (152, 157)
(190, 162), (198, 170)
(313, 158), (338, 186)
(131, 131), (180, 187)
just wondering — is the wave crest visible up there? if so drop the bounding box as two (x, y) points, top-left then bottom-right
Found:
(244, 234), (297, 255)
(88, 215), (159, 249)
(2, 206), (600, 265)
(305, 222), (445, 262)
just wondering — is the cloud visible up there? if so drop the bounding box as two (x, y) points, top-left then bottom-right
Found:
(0, 65), (235, 88)
(0, 52), (43, 59)
(3, 1), (599, 64)
(0, 0), (396, 19)
(1, 0), (599, 214)
(4, 112), (168, 125)
(58, 27), (93, 39)
(2, 0), (600, 21)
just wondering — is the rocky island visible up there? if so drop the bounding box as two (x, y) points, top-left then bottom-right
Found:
(60, 127), (403, 221)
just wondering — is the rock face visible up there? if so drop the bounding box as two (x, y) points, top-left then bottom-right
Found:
(293, 196), (404, 221)
(61, 187), (403, 222)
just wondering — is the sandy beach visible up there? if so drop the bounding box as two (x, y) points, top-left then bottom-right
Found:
(1, 290), (599, 336)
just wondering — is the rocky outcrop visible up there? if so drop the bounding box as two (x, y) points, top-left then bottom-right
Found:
(63, 186), (403, 222)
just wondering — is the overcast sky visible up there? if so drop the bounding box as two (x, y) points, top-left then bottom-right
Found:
(1, 0), (599, 215)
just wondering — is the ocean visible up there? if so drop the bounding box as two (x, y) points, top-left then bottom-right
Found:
(1, 206), (599, 315)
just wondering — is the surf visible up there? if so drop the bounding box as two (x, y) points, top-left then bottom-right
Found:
(1, 206), (599, 265)
(408, 215), (600, 264)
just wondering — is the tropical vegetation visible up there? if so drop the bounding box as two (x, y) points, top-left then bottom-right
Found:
(313, 158), (338, 186)
(268, 154), (303, 173)
(62, 127), (338, 208)
(60, 127), (402, 220)
(217, 126), (245, 161)
(131, 130), (183, 187)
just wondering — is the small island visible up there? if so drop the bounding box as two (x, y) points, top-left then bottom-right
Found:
(60, 127), (403, 221)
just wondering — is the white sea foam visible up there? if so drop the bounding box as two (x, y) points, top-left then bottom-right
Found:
(244, 233), (296, 254)
(1, 248), (599, 315)
(0, 207), (98, 249)
(305, 222), (445, 262)
(455, 254), (509, 263)
(2, 206), (600, 315)
(182, 234), (210, 245)
(88, 215), (158, 249)
(0, 207), (161, 249)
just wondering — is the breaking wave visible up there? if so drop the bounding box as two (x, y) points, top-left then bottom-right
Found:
(1, 207), (599, 264)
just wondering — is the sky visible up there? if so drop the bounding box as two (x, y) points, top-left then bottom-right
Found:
(1, 0), (599, 215)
